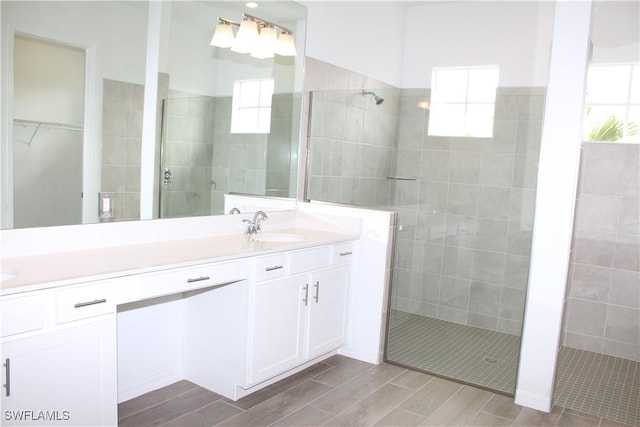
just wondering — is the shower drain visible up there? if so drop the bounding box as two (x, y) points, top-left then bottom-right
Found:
(485, 357), (498, 364)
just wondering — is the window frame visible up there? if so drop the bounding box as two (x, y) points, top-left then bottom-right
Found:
(584, 63), (639, 143)
(427, 65), (500, 138)
(230, 78), (275, 135)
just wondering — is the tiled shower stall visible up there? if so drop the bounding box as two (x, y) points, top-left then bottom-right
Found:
(307, 84), (544, 337)
(102, 80), (298, 221)
(303, 56), (639, 424)
(564, 142), (640, 362)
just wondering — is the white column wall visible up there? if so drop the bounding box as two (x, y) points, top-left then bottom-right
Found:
(515, 0), (593, 411)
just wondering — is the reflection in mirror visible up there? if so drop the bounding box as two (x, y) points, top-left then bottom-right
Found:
(1, 1), (306, 229)
(1, 0), (150, 229)
(12, 34), (85, 228)
(104, 1), (305, 222)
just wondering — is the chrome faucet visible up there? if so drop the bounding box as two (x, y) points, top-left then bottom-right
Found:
(243, 210), (268, 235)
(253, 210), (268, 233)
(228, 207), (241, 214)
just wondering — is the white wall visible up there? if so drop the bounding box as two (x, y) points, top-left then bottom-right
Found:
(590, 0), (639, 64)
(13, 36), (84, 124)
(401, 1), (555, 88)
(301, 1), (407, 87)
(2, 1), (148, 85)
(302, 1), (557, 89)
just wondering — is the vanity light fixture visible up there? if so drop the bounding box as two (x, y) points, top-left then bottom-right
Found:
(210, 13), (297, 58)
(230, 16), (259, 53)
(251, 25), (277, 58)
(210, 19), (235, 48)
(275, 31), (296, 56)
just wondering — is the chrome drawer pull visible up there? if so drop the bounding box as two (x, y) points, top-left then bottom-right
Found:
(3, 358), (10, 397)
(313, 281), (320, 303)
(265, 265), (284, 272)
(74, 298), (107, 308)
(187, 276), (210, 283)
(303, 284), (309, 306)
(339, 251), (353, 256)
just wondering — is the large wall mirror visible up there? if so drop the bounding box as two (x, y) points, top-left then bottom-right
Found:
(0, 0), (306, 229)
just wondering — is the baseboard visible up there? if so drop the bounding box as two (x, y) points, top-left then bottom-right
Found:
(338, 346), (383, 364)
(514, 390), (553, 412)
(118, 371), (183, 403)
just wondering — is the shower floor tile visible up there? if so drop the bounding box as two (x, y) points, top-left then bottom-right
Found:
(386, 311), (520, 395)
(554, 346), (639, 427)
(385, 310), (640, 426)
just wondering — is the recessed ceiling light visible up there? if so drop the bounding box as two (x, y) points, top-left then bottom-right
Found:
(246, 2), (258, 8)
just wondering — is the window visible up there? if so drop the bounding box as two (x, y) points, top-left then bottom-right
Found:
(428, 66), (499, 138)
(584, 64), (639, 142)
(231, 78), (274, 134)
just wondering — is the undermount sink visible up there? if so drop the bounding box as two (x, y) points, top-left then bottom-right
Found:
(254, 233), (307, 243)
(1, 271), (17, 281)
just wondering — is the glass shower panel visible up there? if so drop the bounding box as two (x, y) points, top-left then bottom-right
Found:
(307, 87), (545, 395)
(385, 86), (544, 395)
(382, 0), (556, 395)
(306, 88), (400, 207)
(159, 95), (216, 218)
(305, 1), (555, 396)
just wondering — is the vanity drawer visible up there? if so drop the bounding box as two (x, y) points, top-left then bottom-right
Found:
(55, 281), (115, 324)
(118, 260), (249, 304)
(253, 254), (288, 282)
(332, 242), (354, 265)
(289, 246), (330, 274)
(0, 293), (45, 337)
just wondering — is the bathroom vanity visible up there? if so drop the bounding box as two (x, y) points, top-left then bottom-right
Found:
(0, 206), (394, 427)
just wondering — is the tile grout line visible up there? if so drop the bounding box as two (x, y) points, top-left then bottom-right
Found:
(118, 384), (203, 424)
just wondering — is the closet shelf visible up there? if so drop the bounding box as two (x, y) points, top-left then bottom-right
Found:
(13, 119), (83, 147)
(13, 119), (83, 132)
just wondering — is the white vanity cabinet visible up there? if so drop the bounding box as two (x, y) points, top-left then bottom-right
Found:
(305, 264), (350, 359)
(0, 281), (117, 427)
(0, 233), (359, 421)
(246, 274), (307, 384)
(245, 243), (353, 386)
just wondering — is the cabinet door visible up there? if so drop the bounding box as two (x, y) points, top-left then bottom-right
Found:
(1, 318), (117, 426)
(306, 264), (351, 359)
(247, 275), (306, 385)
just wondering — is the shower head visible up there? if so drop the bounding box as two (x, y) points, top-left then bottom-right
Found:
(362, 90), (384, 105)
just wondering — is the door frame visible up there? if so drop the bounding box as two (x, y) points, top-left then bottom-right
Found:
(1, 24), (99, 228)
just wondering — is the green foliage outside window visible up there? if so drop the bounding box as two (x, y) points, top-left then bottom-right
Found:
(587, 113), (639, 142)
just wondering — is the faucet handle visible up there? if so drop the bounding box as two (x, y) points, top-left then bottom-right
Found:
(242, 218), (254, 234)
(253, 210), (268, 232)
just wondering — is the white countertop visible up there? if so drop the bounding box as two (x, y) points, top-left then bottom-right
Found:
(0, 228), (358, 296)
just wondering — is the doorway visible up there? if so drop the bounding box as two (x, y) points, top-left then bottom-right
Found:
(11, 34), (84, 228)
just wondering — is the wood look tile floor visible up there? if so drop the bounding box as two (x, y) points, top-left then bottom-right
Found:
(118, 355), (634, 427)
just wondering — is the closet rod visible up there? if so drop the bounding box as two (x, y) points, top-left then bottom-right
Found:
(13, 118), (83, 132)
